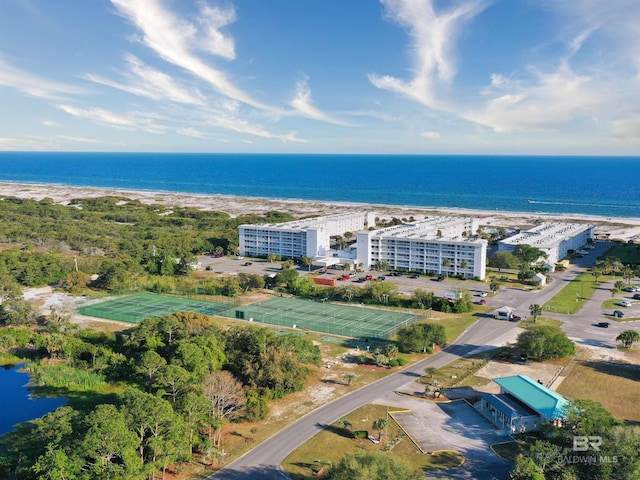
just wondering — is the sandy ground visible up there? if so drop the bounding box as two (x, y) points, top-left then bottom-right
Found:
(2, 182), (640, 241)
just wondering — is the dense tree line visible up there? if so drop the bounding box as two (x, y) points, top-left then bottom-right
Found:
(0, 195), (294, 289)
(0, 312), (320, 479)
(509, 400), (640, 480)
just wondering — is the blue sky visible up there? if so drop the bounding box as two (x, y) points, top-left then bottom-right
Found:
(1, 0), (639, 154)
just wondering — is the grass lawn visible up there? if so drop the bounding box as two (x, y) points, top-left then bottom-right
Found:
(282, 404), (463, 479)
(543, 272), (609, 314)
(556, 350), (640, 423)
(425, 312), (478, 344)
(519, 316), (563, 329)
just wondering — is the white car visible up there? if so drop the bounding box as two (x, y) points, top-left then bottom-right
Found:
(619, 300), (632, 307)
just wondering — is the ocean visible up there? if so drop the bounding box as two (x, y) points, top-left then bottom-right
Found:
(0, 152), (638, 219)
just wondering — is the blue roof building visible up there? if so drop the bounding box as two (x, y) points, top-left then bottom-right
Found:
(494, 375), (570, 421)
(474, 375), (571, 433)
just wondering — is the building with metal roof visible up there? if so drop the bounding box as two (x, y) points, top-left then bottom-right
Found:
(498, 222), (595, 264)
(475, 374), (571, 432)
(355, 217), (487, 279)
(238, 212), (376, 259)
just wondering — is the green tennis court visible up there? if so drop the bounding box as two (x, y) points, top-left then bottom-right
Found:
(225, 297), (421, 340)
(78, 293), (227, 323)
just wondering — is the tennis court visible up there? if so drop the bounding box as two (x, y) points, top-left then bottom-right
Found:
(78, 293), (227, 323)
(226, 297), (421, 340)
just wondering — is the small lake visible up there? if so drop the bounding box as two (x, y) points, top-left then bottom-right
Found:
(0, 364), (66, 436)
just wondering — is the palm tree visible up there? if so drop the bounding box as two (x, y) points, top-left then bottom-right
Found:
(314, 459), (332, 476)
(622, 267), (634, 285)
(614, 280), (626, 292)
(338, 419), (352, 431)
(616, 330), (640, 348)
(343, 373), (357, 386)
(529, 304), (542, 324)
(489, 276), (501, 293)
(372, 417), (388, 441)
(591, 267), (603, 283)
(300, 255), (314, 272)
(611, 287), (620, 299)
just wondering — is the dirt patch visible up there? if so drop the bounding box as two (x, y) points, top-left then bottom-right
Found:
(475, 360), (562, 386)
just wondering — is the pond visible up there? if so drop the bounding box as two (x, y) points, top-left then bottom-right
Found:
(0, 364), (66, 436)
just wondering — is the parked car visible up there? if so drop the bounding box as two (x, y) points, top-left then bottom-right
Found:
(436, 275), (445, 282)
(619, 301), (632, 307)
(349, 272), (356, 278)
(242, 261), (253, 266)
(596, 322), (611, 328)
(634, 293), (640, 300)
(365, 275), (373, 281)
(479, 299), (487, 305)
(378, 276), (386, 281)
(510, 315), (522, 322)
(410, 274), (420, 279)
(613, 310), (625, 318)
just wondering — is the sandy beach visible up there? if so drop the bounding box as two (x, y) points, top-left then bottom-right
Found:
(2, 182), (640, 242)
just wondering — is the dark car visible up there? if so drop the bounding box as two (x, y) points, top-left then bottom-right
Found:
(436, 275), (445, 282)
(510, 315), (522, 322)
(410, 274), (420, 279)
(634, 293), (640, 300)
(379, 276), (386, 281)
(613, 310), (624, 318)
(243, 261), (253, 266)
(596, 322), (611, 328)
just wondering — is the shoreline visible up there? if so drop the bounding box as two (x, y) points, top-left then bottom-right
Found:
(2, 181), (640, 241)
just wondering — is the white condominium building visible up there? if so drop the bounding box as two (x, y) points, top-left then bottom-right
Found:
(356, 217), (487, 279)
(239, 212), (376, 259)
(498, 222), (595, 264)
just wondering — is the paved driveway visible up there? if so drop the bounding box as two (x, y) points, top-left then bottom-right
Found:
(370, 392), (513, 480)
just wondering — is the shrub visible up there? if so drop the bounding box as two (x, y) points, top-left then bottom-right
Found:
(388, 359), (399, 367)
(397, 357), (408, 366)
(353, 430), (368, 439)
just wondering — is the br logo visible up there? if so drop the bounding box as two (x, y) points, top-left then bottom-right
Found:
(573, 436), (602, 452)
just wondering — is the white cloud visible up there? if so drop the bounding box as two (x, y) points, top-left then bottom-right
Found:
(84, 54), (204, 105)
(203, 112), (306, 143)
(176, 127), (208, 138)
(41, 120), (58, 127)
(196, 4), (236, 59)
(612, 116), (640, 141)
(290, 79), (350, 125)
(110, 0), (269, 109)
(58, 104), (167, 134)
(0, 58), (85, 99)
(421, 131), (440, 139)
(466, 63), (606, 132)
(369, 0), (488, 108)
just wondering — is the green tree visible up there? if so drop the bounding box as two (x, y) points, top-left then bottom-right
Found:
(508, 455), (546, 480)
(324, 451), (422, 480)
(512, 245), (548, 265)
(488, 251), (520, 271)
(78, 404), (141, 480)
(281, 259), (295, 270)
(0, 297), (37, 325)
(372, 418), (388, 441)
(32, 444), (79, 480)
(489, 276), (501, 293)
(516, 325), (575, 360)
(396, 323), (446, 353)
(529, 304), (543, 324)
(591, 267), (603, 283)
(614, 280), (626, 292)
(343, 373), (357, 386)
(300, 255), (314, 272)
(616, 330), (640, 348)
(157, 364), (193, 403)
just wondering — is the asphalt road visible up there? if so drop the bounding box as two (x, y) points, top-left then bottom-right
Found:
(205, 241), (640, 479)
(208, 318), (519, 480)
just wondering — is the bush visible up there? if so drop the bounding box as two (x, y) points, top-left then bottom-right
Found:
(353, 430), (368, 439)
(388, 359), (399, 367)
(397, 357), (408, 366)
